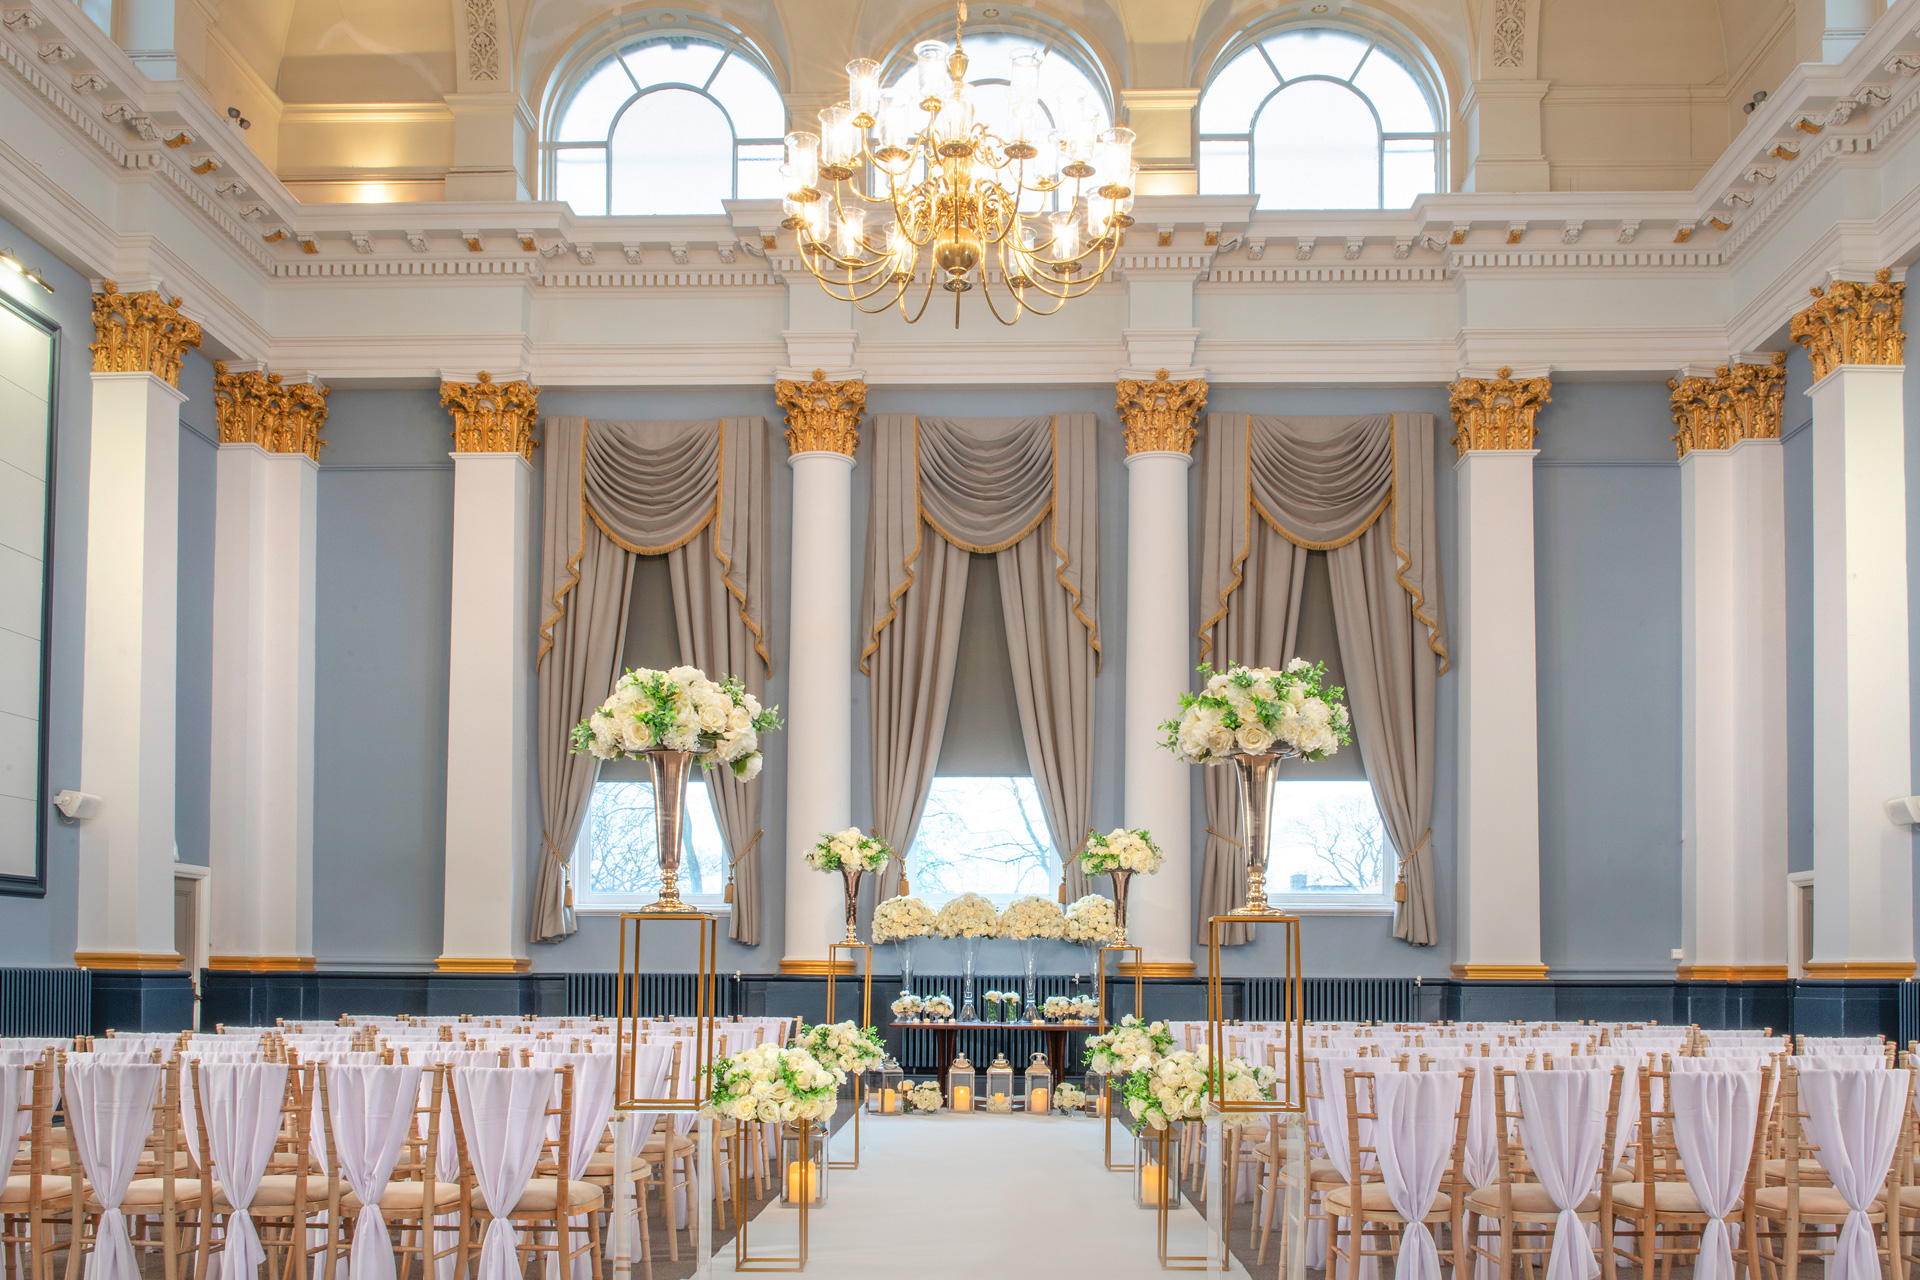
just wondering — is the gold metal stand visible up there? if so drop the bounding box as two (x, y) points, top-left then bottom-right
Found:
(824, 941), (872, 1170)
(735, 1118), (811, 1271)
(1155, 1123), (1208, 1270)
(1098, 942), (1144, 1171)
(614, 910), (718, 1111)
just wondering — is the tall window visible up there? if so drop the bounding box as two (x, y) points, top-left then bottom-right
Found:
(547, 33), (787, 216)
(0, 294), (54, 896)
(576, 778), (729, 908)
(1199, 26), (1443, 209)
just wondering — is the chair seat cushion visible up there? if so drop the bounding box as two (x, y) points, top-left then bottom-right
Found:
(216, 1174), (331, 1209)
(89, 1178), (204, 1210)
(1762, 1158), (1828, 1184)
(1465, 1184), (1600, 1218)
(1752, 1186), (1880, 1219)
(1324, 1182), (1447, 1218)
(1264, 1156), (1343, 1186)
(0, 1174), (73, 1206)
(471, 1179), (603, 1214)
(584, 1152), (652, 1180)
(341, 1181), (463, 1213)
(1613, 1182), (1727, 1214)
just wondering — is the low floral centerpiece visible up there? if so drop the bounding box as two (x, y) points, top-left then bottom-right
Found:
(1122, 1047), (1276, 1132)
(797, 1020), (886, 1080)
(903, 1081), (944, 1114)
(923, 993), (955, 1021)
(807, 829), (892, 944)
(1054, 1083), (1089, 1114)
(1078, 829), (1163, 947)
(889, 992), (923, 1021)
(700, 1043), (840, 1124)
(1041, 995), (1072, 1022)
(1084, 1015), (1175, 1078)
(1068, 995), (1098, 1023)
(1064, 894), (1116, 944)
(873, 894), (936, 991)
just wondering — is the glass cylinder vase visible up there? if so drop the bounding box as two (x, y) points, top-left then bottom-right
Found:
(1020, 938), (1040, 1022)
(960, 935), (980, 1021)
(895, 936), (917, 995)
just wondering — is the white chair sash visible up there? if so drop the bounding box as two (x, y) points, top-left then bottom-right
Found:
(530, 1054), (617, 1280)
(0, 1065), (31, 1184)
(200, 1062), (290, 1280)
(1796, 1066), (1906, 1280)
(454, 1068), (556, 1280)
(1372, 1070), (1458, 1280)
(1512, 1070), (1610, 1280)
(63, 1059), (163, 1280)
(1667, 1069), (1760, 1280)
(325, 1064), (423, 1280)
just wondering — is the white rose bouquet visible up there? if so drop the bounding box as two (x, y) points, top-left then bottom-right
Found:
(699, 1043), (840, 1124)
(572, 665), (782, 779)
(1064, 894), (1116, 943)
(1159, 659), (1351, 765)
(998, 895), (1067, 941)
(1083, 1015), (1175, 1077)
(1080, 829), (1164, 876)
(1042, 995), (1072, 1021)
(872, 896), (936, 943)
(923, 993), (955, 1020)
(889, 992), (924, 1020)
(796, 1020), (886, 1079)
(1068, 995), (1099, 1021)
(1122, 1047), (1276, 1131)
(1054, 1084), (1089, 1113)
(903, 1081), (944, 1113)
(934, 892), (1001, 939)
(805, 828), (891, 874)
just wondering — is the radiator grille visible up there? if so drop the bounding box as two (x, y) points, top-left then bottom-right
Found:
(1901, 980), (1919, 1051)
(1244, 977), (1420, 1023)
(892, 973), (1099, 1076)
(566, 972), (739, 1019)
(0, 968), (91, 1037)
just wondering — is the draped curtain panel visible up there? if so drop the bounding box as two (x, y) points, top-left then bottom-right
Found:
(863, 414), (1101, 901)
(536, 416), (772, 945)
(1195, 413), (1448, 946)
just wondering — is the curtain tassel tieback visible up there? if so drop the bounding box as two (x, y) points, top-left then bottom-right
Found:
(1394, 830), (1432, 905)
(1205, 827), (1243, 847)
(725, 829), (762, 905)
(879, 831), (909, 897)
(1057, 846), (1084, 903)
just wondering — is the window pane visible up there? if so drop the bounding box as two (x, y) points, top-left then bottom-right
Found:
(736, 142), (785, 199)
(620, 37), (726, 89)
(1353, 47), (1436, 131)
(554, 147), (607, 216)
(583, 779), (727, 899)
(558, 61), (635, 142)
(707, 54), (787, 138)
(1266, 781), (1389, 895)
(1199, 48), (1276, 134)
(910, 777), (1054, 899)
(1262, 29), (1371, 83)
(610, 88), (734, 214)
(1383, 138), (1436, 208)
(1199, 139), (1250, 195)
(1253, 79), (1380, 209)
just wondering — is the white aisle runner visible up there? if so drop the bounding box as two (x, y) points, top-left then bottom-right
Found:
(720, 1111), (1248, 1278)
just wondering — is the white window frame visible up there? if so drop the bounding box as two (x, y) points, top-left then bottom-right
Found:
(1259, 779), (1399, 915)
(571, 775), (731, 915)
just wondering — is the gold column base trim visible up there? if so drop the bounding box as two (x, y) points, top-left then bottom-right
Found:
(1117, 961), (1196, 978)
(433, 957), (532, 974)
(1676, 964), (1790, 982)
(779, 958), (856, 976)
(1800, 961), (1918, 979)
(207, 956), (316, 971)
(73, 952), (184, 971)
(1450, 964), (1550, 980)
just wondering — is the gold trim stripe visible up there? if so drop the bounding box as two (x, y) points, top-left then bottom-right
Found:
(434, 957), (533, 974)
(778, 958), (857, 975)
(1117, 961), (1197, 978)
(207, 956), (316, 971)
(1449, 964), (1550, 980)
(74, 952), (184, 971)
(1676, 964), (1790, 982)
(1800, 961), (1918, 979)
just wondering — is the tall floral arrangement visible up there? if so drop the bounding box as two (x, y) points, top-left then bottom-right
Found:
(700, 1044), (839, 1124)
(1160, 659), (1350, 765)
(934, 892), (1001, 939)
(872, 896), (936, 943)
(1080, 829), (1164, 875)
(1123, 1048), (1276, 1131)
(998, 895), (1066, 940)
(805, 828), (891, 873)
(1064, 895), (1116, 942)
(572, 665), (781, 778)
(1083, 1015), (1174, 1077)
(796, 1020), (886, 1079)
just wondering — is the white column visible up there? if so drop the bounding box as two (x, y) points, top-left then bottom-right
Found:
(75, 371), (186, 965)
(1808, 363), (1913, 975)
(1123, 450), (1195, 974)
(438, 450), (533, 971)
(208, 443), (317, 968)
(782, 449), (855, 968)
(1452, 449), (1545, 978)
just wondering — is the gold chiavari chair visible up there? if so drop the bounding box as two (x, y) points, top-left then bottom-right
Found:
(1, 1057), (70, 1280)
(1323, 1065), (1475, 1280)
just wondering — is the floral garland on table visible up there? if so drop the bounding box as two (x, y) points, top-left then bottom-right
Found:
(903, 1081), (944, 1113)
(572, 665), (781, 778)
(699, 1043), (840, 1124)
(889, 992), (924, 1020)
(998, 895), (1066, 940)
(1122, 1047), (1276, 1132)
(1041, 995), (1072, 1021)
(805, 828), (891, 873)
(1053, 1084), (1088, 1113)
(796, 1020), (886, 1078)
(1080, 828), (1164, 876)
(1160, 659), (1351, 765)
(1064, 894), (1116, 943)
(1083, 1015), (1175, 1077)
(934, 892), (1001, 939)
(923, 994), (955, 1020)
(872, 895), (936, 943)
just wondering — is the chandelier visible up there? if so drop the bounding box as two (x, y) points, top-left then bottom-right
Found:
(780, 3), (1136, 325)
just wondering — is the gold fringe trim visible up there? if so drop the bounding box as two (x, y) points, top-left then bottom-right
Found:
(1253, 489), (1390, 551)
(860, 417), (925, 674)
(587, 494), (716, 557)
(712, 419), (773, 672)
(1049, 414), (1102, 672)
(1195, 415), (1255, 662)
(536, 418), (588, 671)
(1388, 416), (1451, 674)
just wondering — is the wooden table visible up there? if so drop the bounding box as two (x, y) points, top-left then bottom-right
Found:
(890, 1020), (1096, 1089)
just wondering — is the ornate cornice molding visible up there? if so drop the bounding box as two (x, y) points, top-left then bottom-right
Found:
(90, 280), (201, 385)
(440, 370), (540, 458)
(775, 369), (865, 456)
(1448, 365), (1552, 453)
(1669, 353), (1787, 457)
(1116, 368), (1207, 456)
(1790, 267), (1905, 379)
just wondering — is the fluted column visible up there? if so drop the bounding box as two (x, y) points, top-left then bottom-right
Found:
(1792, 270), (1914, 980)
(1448, 366), (1551, 981)
(207, 364), (328, 973)
(75, 284), (201, 973)
(775, 370), (863, 974)
(1671, 357), (1789, 983)
(1119, 369), (1206, 977)
(436, 372), (539, 973)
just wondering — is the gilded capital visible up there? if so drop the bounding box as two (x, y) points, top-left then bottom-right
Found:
(1448, 366), (1551, 453)
(775, 369), (865, 456)
(1670, 355), (1787, 458)
(441, 371), (540, 458)
(90, 281), (202, 387)
(214, 362), (330, 460)
(1116, 368), (1207, 456)
(1791, 268), (1905, 379)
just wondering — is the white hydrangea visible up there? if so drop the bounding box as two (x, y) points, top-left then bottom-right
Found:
(998, 895), (1066, 940)
(804, 828), (891, 874)
(872, 895), (936, 943)
(934, 892), (1001, 939)
(1064, 895), (1116, 942)
(1080, 829), (1165, 876)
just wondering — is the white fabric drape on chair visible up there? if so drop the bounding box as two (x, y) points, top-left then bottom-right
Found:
(455, 1067), (557, 1280)
(1512, 1069), (1609, 1280)
(63, 1059), (163, 1280)
(1371, 1070), (1458, 1280)
(1667, 1069), (1761, 1280)
(325, 1064), (423, 1280)
(198, 1062), (289, 1280)
(0, 1065), (30, 1185)
(1797, 1066), (1907, 1280)
(531, 1053), (617, 1280)
(1308, 1056), (1379, 1280)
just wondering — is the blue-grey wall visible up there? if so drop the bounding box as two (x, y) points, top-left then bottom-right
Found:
(1784, 346), (1815, 876)
(175, 352), (217, 868)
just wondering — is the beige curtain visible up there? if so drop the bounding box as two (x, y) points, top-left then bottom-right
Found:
(535, 415), (772, 945)
(863, 414), (1101, 898)
(1195, 412), (1448, 946)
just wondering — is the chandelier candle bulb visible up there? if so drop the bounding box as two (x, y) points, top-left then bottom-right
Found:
(784, 131), (820, 195)
(835, 207), (867, 260)
(1095, 127), (1135, 194)
(916, 40), (951, 107)
(1010, 52), (1042, 110)
(819, 104), (858, 174)
(846, 59), (881, 125)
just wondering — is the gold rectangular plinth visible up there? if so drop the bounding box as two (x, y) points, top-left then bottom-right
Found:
(433, 957), (532, 973)
(1800, 961), (1918, 979)
(1207, 911), (1306, 1116)
(73, 952), (184, 971)
(208, 956), (316, 971)
(1449, 964), (1550, 980)
(1676, 964), (1791, 981)
(778, 958), (857, 975)
(616, 910), (718, 1112)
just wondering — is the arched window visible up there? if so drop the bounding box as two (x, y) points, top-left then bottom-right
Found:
(546, 32), (787, 216)
(1199, 27), (1444, 210)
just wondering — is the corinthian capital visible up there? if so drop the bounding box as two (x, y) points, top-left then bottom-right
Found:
(90, 281), (202, 386)
(775, 369), (865, 456)
(1448, 366), (1551, 453)
(1791, 268), (1905, 379)
(1116, 369), (1207, 456)
(440, 371), (540, 458)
